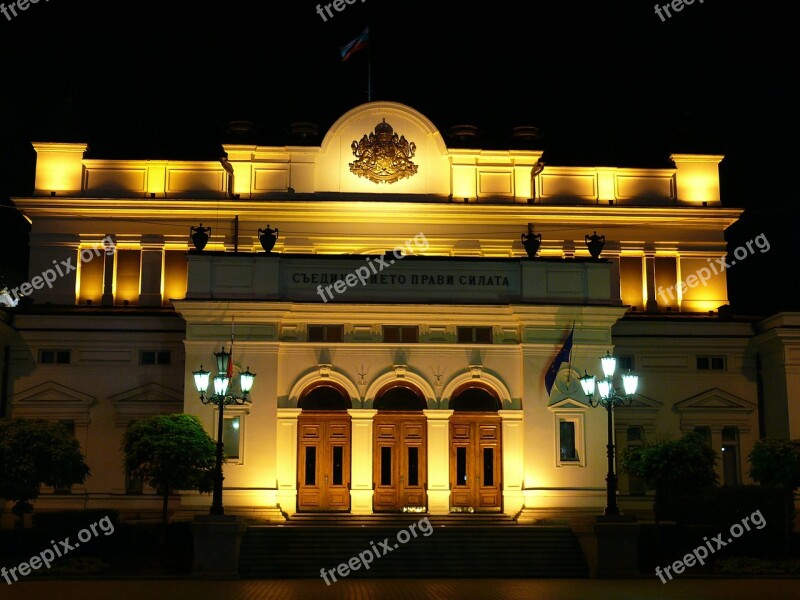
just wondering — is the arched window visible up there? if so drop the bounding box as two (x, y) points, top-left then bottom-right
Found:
(298, 383), (351, 410)
(450, 385), (501, 411)
(374, 384), (426, 411)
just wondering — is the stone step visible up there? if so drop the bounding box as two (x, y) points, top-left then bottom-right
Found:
(283, 512), (518, 527)
(239, 524), (588, 578)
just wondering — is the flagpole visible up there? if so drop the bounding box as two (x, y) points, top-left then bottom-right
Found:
(367, 41), (372, 102)
(228, 316), (235, 380)
(567, 321), (575, 383)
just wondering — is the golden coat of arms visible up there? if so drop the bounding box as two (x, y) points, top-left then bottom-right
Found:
(349, 119), (418, 184)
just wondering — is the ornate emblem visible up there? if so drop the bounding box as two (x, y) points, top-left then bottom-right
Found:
(349, 119), (418, 184)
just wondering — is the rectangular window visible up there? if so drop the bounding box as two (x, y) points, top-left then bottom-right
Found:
(308, 325), (344, 343)
(694, 426), (712, 446)
(625, 426), (646, 495)
(140, 350), (171, 365)
(332, 446), (344, 486)
(126, 469), (144, 495)
(483, 448), (494, 486)
(696, 355), (726, 370)
(125, 420), (144, 494)
(722, 427), (740, 486)
(559, 421), (578, 462)
(455, 447), (467, 486)
(222, 416), (241, 460)
(617, 355), (635, 372)
(383, 326), (419, 343)
(54, 420), (76, 494)
(408, 447), (419, 486)
(304, 447), (316, 486)
(39, 350), (71, 364)
(457, 327), (493, 344)
(380, 447), (392, 486)
(555, 413), (584, 467)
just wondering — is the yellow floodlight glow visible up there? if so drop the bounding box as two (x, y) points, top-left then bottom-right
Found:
(32, 143), (88, 194)
(671, 154), (724, 204)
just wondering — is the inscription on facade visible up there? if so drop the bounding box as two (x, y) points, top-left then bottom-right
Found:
(291, 272), (511, 287)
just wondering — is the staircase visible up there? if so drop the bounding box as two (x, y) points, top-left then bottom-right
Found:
(239, 513), (588, 579)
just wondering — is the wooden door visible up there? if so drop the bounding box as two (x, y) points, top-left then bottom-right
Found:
(297, 411), (351, 512)
(450, 414), (502, 511)
(373, 412), (427, 512)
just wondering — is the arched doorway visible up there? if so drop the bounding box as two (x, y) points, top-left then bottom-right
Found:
(449, 384), (502, 512)
(297, 383), (352, 512)
(373, 383), (428, 512)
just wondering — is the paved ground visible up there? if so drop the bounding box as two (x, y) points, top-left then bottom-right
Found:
(3, 578), (798, 600)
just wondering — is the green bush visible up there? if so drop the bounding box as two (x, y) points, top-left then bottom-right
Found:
(48, 556), (110, 576)
(621, 431), (717, 523)
(716, 556), (800, 575)
(31, 509), (119, 532)
(661, 485), (784, 526)
(749, 438), (800, 491)
(1, 519), (192, 576)
(657, 485), (788, 556)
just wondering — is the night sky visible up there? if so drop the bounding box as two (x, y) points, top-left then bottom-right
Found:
(1, 1), (795, 314)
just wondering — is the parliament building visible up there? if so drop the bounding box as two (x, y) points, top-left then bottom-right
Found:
(1, 101), (797, 525)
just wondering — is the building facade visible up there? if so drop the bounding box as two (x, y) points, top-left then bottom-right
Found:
(3, 101), (797, 523)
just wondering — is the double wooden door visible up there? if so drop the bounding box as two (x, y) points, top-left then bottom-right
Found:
(297, 411), (351, 512)
(450, 413), (502, 511)
(373, 412), (427, 511)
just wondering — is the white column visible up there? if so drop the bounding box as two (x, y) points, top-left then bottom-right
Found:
(424, 409), (453, 514)
(644, 244), (658, 312)
(27, 233), (80, 305)
(499, 410), (524, 515)
(139, 235), (165, 306)
(276, 408), (301, 516)
(101, 233), (117, 306)
(710, 426), (724, 484)
(348, 409), (377, 514)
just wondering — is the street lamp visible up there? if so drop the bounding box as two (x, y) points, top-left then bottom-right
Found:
(193, 347), (255, 516)
(580, 351), (639, 518)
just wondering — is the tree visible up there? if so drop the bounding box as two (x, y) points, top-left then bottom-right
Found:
(621, 431), (717, 524)
(0, 419), (90, 526)
(749, 438), (800, 491)
(122, 414), (216, 537)
(748, 438), (800, 550)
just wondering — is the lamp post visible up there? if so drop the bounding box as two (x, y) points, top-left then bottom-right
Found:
(580, 351), (639, 518)
(193, 347), (255, 516)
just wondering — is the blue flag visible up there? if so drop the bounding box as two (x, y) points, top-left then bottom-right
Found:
(545, 326), (574, 395)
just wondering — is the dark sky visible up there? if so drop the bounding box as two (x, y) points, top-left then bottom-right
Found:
(1, 1), (796, 314)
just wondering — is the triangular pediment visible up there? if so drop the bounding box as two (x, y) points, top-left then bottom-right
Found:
(10, 381), (95, 424)
(109, 382), (183, 404)
(11, 381), (95, 406)
(675, 388), (756, 413)
(625, 393), (664, 411)
(549, 398), (588, 410)
(110, 383), (183, 426)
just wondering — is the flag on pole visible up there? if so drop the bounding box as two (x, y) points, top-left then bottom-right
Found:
(545, 324), (575, 396)
(227, 317), (234, 379)
(340, 27), (369, 61)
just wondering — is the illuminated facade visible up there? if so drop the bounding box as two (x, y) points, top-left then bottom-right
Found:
(3, 101), (798, 523)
